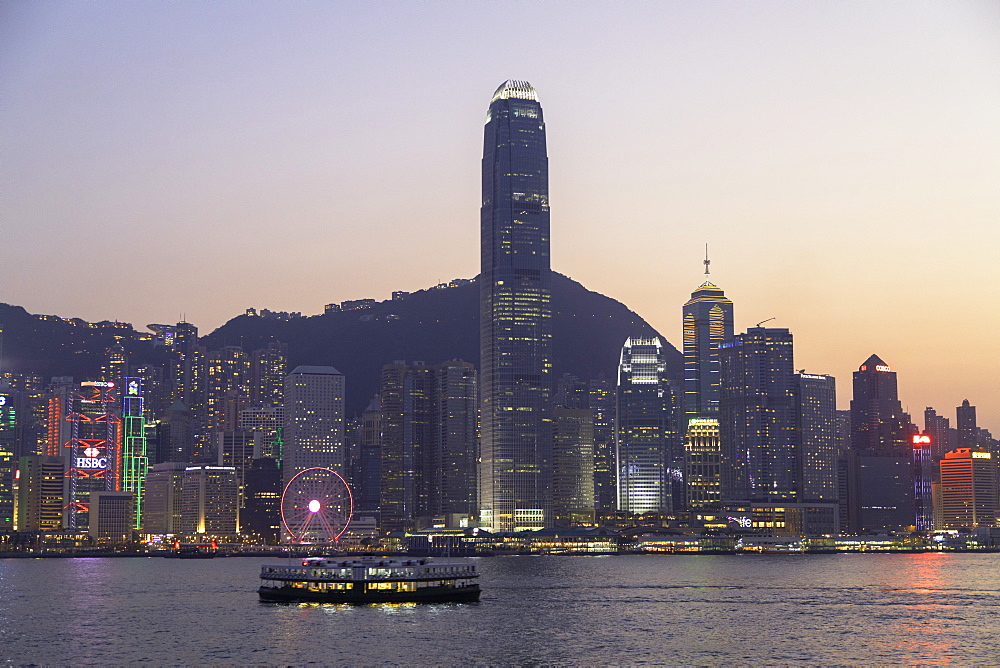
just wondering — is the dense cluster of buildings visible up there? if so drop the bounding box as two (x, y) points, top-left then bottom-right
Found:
(0, 80), (996, 551)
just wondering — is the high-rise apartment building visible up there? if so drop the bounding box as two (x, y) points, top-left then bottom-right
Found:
(282, 366), (345, 491)
(956, 400), (978, 449)
(616, 337), (681, 515)
(479, 80), (553, 532)
(251, 340), (287, 406)
(719, 328), (798, 503)
(682, 263), (733, 421)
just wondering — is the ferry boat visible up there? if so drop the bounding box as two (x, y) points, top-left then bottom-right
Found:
(258, 556), (481, 604)
(164, 541), (219, 559)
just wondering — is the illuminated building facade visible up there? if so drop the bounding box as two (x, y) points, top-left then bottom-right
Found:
(64, 381), (122, 530)
(282, 366), (345, 490)
(143, 462), (186, 534)
(479, 80), (553, 532)
(616, 337), (681, 515)
(719, 328), (798, 503)
(795, 373), (838, 501)
(939, 448), (997, 529)
(180, 465), (238, 536)
(911, 433), (935, 530)
(684, 418), (722, 509)
(846, 355), (915, 532)
(89, 491), (134, 543)
(15, 455), (64, 531)
(251, 340), (287, 406)
(121, 377), (148, 529)
(0, 391), (15, 529)
(552, 407), (596, 526)
(682, 270), (733, 421)
(239, 404), (283, 461)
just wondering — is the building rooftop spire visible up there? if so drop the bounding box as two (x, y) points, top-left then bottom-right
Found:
(491, 80), (539, 103)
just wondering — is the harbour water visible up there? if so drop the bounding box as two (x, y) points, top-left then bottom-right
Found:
(3, 552), (1000, 665)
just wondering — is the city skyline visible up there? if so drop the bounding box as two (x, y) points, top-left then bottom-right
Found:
(2, 2), (998, 430)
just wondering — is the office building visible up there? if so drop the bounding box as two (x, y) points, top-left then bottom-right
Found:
(846, 355), (914, 533)
(282, 366), (345, 490)
(924, 407), (952, 464)
(939, 448), (997, 530)
(89, 491), (134, 544)
(552, 407), (596, 526)
(796, 373), (838, 501)
(143, 462), (187, 534)
(180, 465), (238, 537)
(121, 377), (149, 530)
(616, 337), (681, 515)
(479, 80), (553, 532)
(684, 418), (722, 509)
(15, 455), (64, 531)
(719, 328), (798, 503)
(242, 457), (282, 544)
(379, 360), (478, 531)
(682, 257), (733, 421)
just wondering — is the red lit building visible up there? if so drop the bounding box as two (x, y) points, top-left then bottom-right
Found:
(938, 448), (997, 530)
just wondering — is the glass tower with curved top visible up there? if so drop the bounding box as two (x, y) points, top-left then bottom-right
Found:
(479, 80), (552, 532)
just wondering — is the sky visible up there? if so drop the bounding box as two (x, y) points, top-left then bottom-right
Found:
(2, 1), (998, 431)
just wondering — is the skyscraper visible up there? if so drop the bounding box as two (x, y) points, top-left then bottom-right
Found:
(282, 366), (345, 492)
(479, 80), (552, 532)
(956, 399), (977, 449)
(795, 373), (838, 502)
(846, 355), (915, 533)
(682, 256), (733, 421)
(718, 328), (798, 503)
(616, 337), (681, 515)
(939, 448), (997, 530)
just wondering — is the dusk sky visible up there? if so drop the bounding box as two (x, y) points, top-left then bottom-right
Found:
(2, 1), (998, 430)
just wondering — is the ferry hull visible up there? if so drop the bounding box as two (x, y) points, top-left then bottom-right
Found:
(258, 584), (480, 604)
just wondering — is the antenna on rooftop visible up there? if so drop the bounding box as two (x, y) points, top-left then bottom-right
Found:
(755, 317), (775, 328)
(704, 244), (711, 276)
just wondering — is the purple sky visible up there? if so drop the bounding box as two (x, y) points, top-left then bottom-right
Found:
(2, 1), (998, 431)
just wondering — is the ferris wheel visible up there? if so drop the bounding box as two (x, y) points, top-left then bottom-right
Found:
(280, 467), (354, 543)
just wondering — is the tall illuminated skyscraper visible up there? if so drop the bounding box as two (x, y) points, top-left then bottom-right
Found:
(719, 328), (798, 503)
(682, 253), (733, 421)
(479, 80), (552, 532)
(616, 337), (681, 515)
(282, 366), (345, 492)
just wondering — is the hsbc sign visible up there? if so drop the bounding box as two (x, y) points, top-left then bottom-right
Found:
(76, 457), (108, 470)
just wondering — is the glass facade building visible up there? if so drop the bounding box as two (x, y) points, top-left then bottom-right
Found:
(616, 337), (681, 515)
(719, 328), (798, 503)
(682, 281), (733, 421)
(479, 80), (553, 531)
